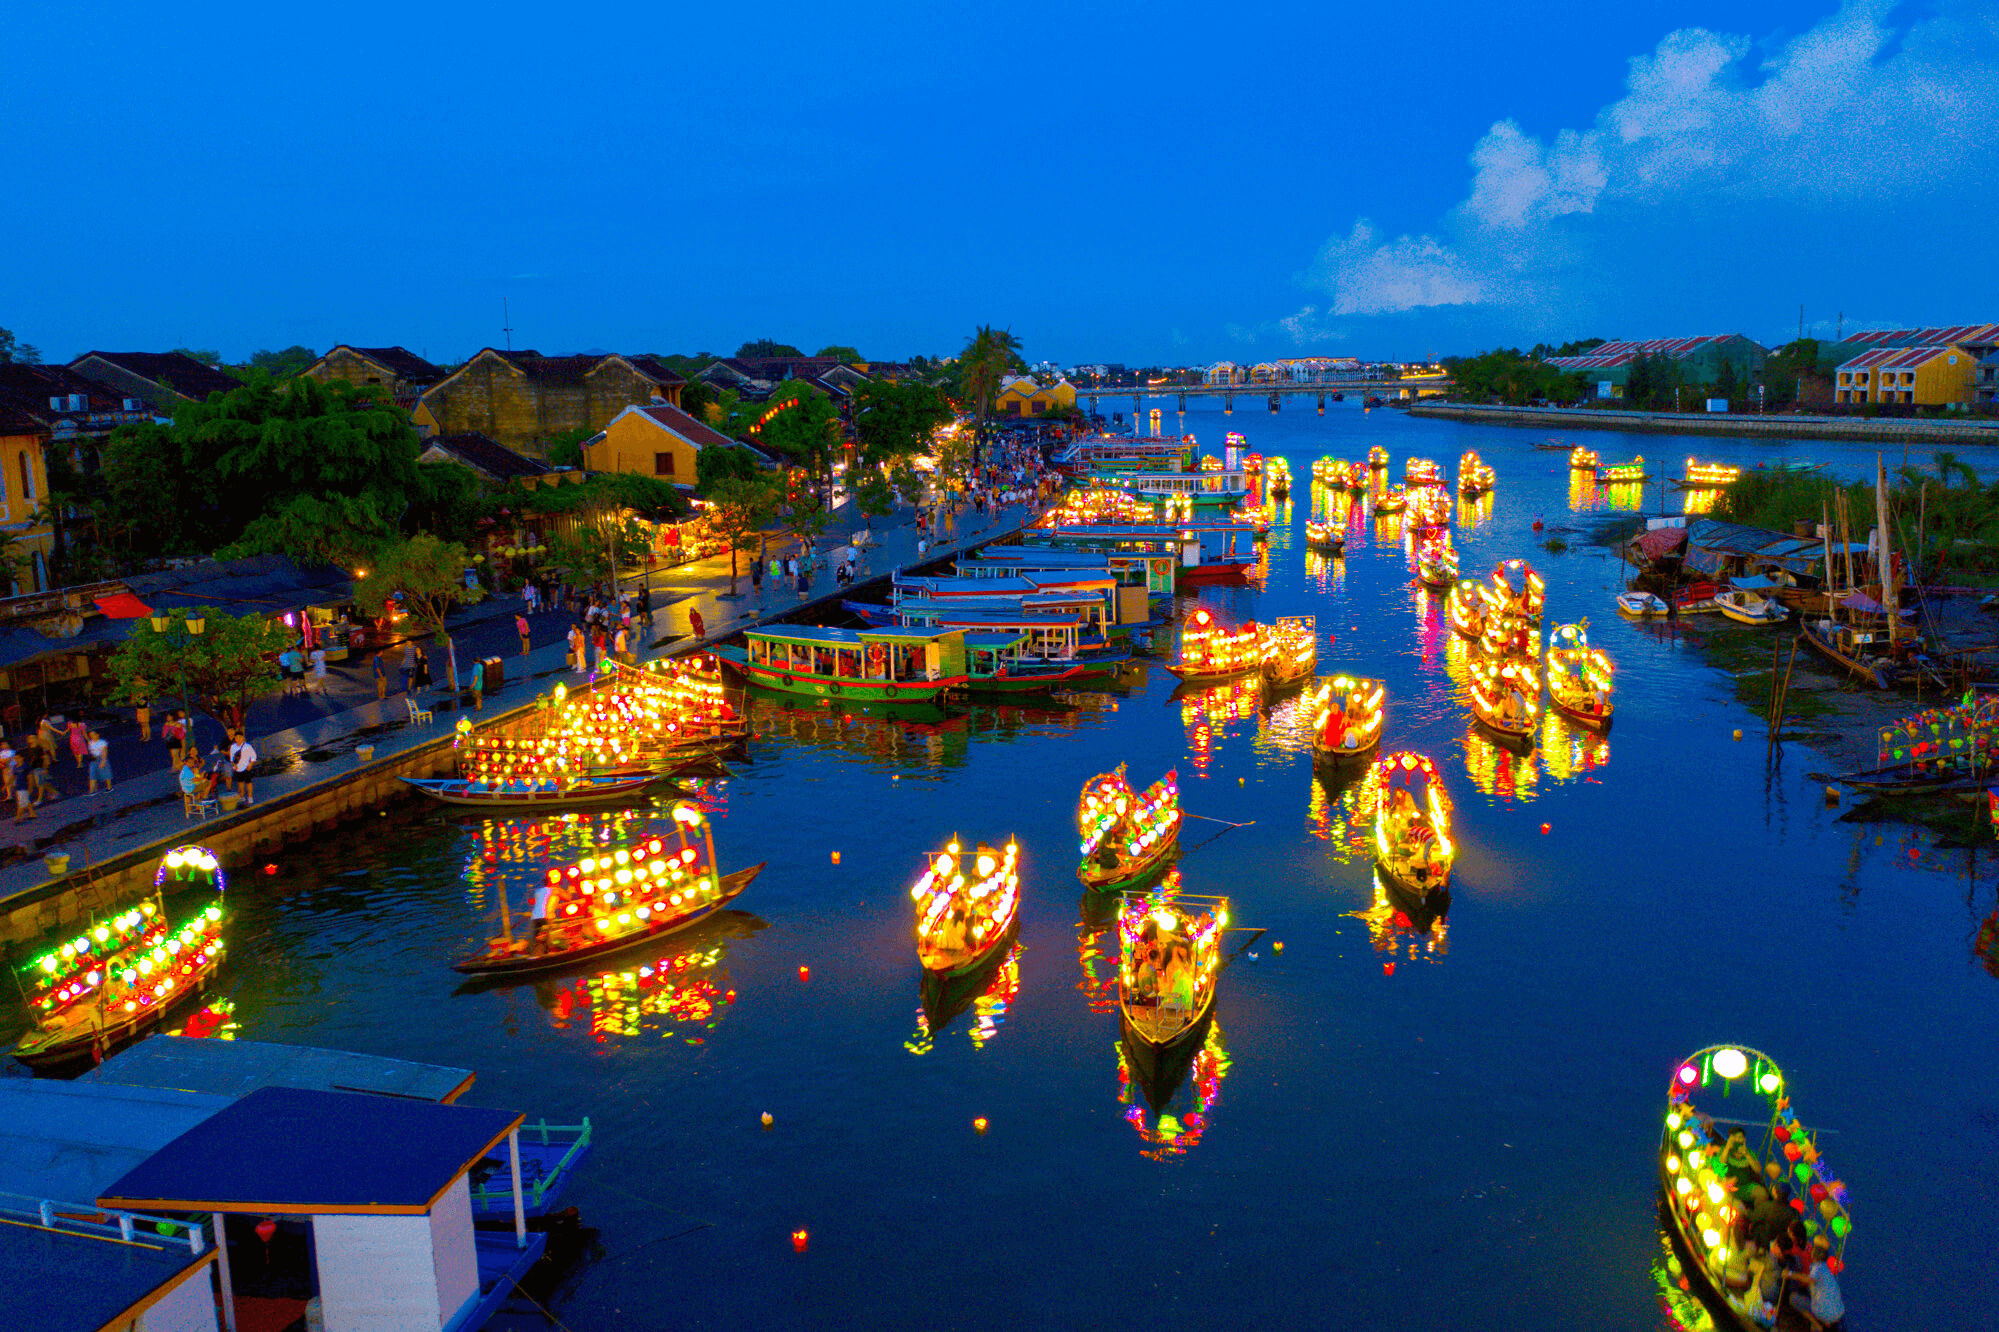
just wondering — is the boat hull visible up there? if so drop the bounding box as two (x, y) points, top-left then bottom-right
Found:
(919, 914), (1020, 978)
(1119, 978), (1218, 1053)
(1550, 694), (1612, 730)
(1161, 662), (1261, 685)
(1799, 622), (1893, 689)
(721, 650), (964, 703)
(405, 774), (664, 808)
(13, 958), (222, 1071)
(1472, 711), (1537, 752)
(1078, 835), (1180, 894)
(1175, 562), (1254, 583)
(1375, 855), (1449, 902)
(451, 864), (765, 976)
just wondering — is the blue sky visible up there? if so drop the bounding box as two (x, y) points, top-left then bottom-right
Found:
(3, 1), (1993, 367)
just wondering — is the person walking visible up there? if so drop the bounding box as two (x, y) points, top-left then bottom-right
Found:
(568, 623), (586, 674)
(402, 640), (418, 676)
(86, 730), (111, 795)
(414, 647), (433, 693)
(66, 719), (88, 771)
(516, 612), (532, 657)
(751, 557), (763, 600)
(27, 738), (53, 806)
(592, 624), (609, 669)
(228, 731), (258, 805)
(9, 743), (32, 824)
(309, 645), (327, 689)
(612, 626), (629, 667)
(689, 609), (706, 641)
(374, 652), (389, 700)
(135, 691), (152, 742)
(163, 710), (186, 767)
(470, 657), (485, 711)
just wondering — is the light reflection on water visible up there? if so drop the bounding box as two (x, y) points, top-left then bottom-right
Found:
(164, 401), (1997, 1330)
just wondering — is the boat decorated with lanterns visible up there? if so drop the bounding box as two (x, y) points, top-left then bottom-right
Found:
(1415, 533), (1457, 590)
(1370, 752), (1454, 900)
(1372, 485), (1408, 516)
(1545, 622), (1614, 729)
(1468, 653), (1541, 749)
(1262, 615), (1317, 687)
(913, 839), (1022, 976)
(1658, 1045), (1852, 1332)
(1305, 519), (1345, 555)
(1458, 450), (1495, 495)
(404, 770), (667, 809)
(1404, 457), (1442, 487)
(12, 846), (227, 1070)
(1264, 456), (1291, 499)
(452, 802), (763, 977)
(1677, 458), (1742, 489)
(1117, 884), (1226, 1053)
(1568, 445), (1600, 471)
(1304, 675), (1385, 769)
(1408, 485), (1452, 529)
(1490, 558), (1547, 622)
(716, 624), (970, 702)
(1478, 606), (1538, 662)
(1447, 578), (1486, 639)
(1598, 456), (1648, 484)
(1367, 445), (1390, 470)
(1076, 766), (1182, 892)
(1165, 608), (1265, 684)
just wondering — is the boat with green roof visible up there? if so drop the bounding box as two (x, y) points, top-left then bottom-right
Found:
(714, 625), (969, 702)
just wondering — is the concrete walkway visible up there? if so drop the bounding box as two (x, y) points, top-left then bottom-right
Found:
(0, 493), (1041, 906)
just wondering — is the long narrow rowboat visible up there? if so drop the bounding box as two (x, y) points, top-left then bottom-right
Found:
(1546, 622), (1614, 730)
(1077, 767), (1181, 893)
(1304, 675), (1385, 769)
(1117, 882), (1225, 1052)
(914, 839), (1021, 977)
(405, 772), (664, 809)
(1371, 751), (1455, 900)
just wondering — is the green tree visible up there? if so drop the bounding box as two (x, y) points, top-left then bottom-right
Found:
(756, 383), (843, 486)
(959, 325), (1024, 422)
(220, 492), (397, 568)
(546, 425), (593, 469)
(889, 459), (929, 510)
(1623, 354), (1659, 409)
(678, 379), (716, 422)
(695, 444), (762, 497)
(1761, 339), (1826, 408)
(737, 339), (803, 358)
(170, 347), (223, 367)
(0, 326), (41, 364)
(353, 534), (485, 688)
(241, 345), (317, 378)
(852, 380), (951, 464)
(106, 607), (288, 729)
(707, 474), (782, 596)
(1713, 356), (1740, 403)
(815, 345), (863, 362)
(780, 480), (834, 560)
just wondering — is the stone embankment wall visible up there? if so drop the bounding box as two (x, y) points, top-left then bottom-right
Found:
(1409, 401), (1999, 445)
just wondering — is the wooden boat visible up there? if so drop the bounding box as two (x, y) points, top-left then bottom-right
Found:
(1469, 652), (1541, 749)
(714, 625), (969, 703)
(1658, 1046), (1852, 1332)
(1457, 450), (1495, 494)
(1164, 608), (1264, 684)
(1447, 578), (1485, 639)
(1489, 558), (1547, 622)
(1568, 445), (1599, 471)
(1415, 534), (1457, 590)
(1305, 520), (1345, 555)
(1372, 485), (1407, 515)
(1800, 617), (1897, 689)
(1598, 458), (1648, 483)
(1261, 615), (1317, 686)
(1478, 607), (1538, 662)
(1265, 457), (1291, 498)
(1367, 445), (1389, 470)
(1117, 886), (1226, 1051)
(453, 804), (763, 976)
(913, 838), (1021, 975)
(1534, 437), (1573, 452)
(1304, 675), (1385, 768)
(1675, 458), (1741, 489)
(1545, 622), (1614, 729)
(1715, 588), (1788, 626)
(1370, 752), (1454, 899)
(1617, 590), (1669, 618)
(1822, 761), (1988, 795)
(404, 771), (664, 808)
(1408, 486), (1452, 529)
(12, 846), (227, 1071)
(1404, 457), (1442, 486)
(1076, 766), (1182, 892)
(960, 630), (1110, 694)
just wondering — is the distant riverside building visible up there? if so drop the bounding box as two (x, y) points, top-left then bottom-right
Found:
(413, 349), (685, 457)
(1977, 352), (1999, 405)
(1834, 345), (1978, 406)
(1543, 335), (1766, 399)
(696, 357), (869, 401)
(1205, 361), (1244, 385)
(584, 402), (770, 483)
(416, 431), (554, 484)
(994, 375), (1076, 416)
(1816, 323), (1999, 371)
(66, 351), (239, 411)
(303, 345), (448, 411)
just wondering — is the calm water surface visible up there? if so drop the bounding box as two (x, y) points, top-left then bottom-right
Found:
(207, 403), (1996, 1328)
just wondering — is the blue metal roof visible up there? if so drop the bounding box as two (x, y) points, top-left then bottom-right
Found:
(745, 624), (958, 645)
(0, 1221), (212, 1332)
(0, 1080), (234, 1203)
(98, 1086), (524, 1215)
(82, 1035), (476, 1104)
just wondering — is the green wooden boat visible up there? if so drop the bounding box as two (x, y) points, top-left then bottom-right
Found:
(714, 626), (970, 703)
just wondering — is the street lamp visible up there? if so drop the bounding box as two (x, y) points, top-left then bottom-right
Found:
(150, 612), (207, 756)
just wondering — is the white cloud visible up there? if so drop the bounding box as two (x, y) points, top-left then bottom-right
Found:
(1308, 0), (1999, 317)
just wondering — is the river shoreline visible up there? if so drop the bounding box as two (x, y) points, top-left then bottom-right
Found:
(1410, 400), (1999, 445)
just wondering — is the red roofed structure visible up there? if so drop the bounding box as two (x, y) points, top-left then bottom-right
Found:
(1834, 344), (1979, 406)
(1543, 334), (1765, 400)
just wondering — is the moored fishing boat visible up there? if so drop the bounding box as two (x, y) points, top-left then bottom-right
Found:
(1545, 622), (1614, 728)
(1370, 751), (1454, 899)
(913, 838), (1022, 976)
(715, 624), (970, 702)
(1076, 766), (1182, 892)
(1415, 532), (1457, 590)
(1261, 615), (1317, 686)
(1715, 587), (1789, 626)
(1303, 675), (1385, 769)
(404, 771), (665, 809)
(1367, 445), (1390, 470)
(1658, 1046), (1852, 1331)
(1468, 652), (1541, 749)
(1165, 608), (1264, 684)
(1447, 578), (1485, 639)
(1305, 520), (1345, 555)
(1117, 885), (1226, 1052)
(1800, 617), (1898, 689)
(1677, 458), (1742, 488)
(1568, 445), (1599, 471)
(1617, 589), (1669, 618)
(960, 630), (1114, 694)
(452, 803), (763, 976)
(1372, 485), (1408, 515)
(12, 846), (227, 1070)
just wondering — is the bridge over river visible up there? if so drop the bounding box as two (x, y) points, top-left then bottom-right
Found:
(1079, 376), (1453, 416)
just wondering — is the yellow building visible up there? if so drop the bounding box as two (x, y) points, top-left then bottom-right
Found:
(0, 406), (54, 593)
(994, 375), (1076, 416)
(586, 403), (754, 483)
(1835, 344), (1977, 406)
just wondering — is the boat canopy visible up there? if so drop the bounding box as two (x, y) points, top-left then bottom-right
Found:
(746, 624), (962, 648)
(1730, 573), (1778, 590)
(1638, 518), (1870, 576)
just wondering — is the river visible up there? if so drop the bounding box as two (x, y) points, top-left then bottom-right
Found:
(192, 399), (1998, 1328)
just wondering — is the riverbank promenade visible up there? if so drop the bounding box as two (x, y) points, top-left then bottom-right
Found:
(0, 493), (1039, 909)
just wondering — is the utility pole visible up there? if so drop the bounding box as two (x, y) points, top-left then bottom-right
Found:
(502, 299), (514, 352)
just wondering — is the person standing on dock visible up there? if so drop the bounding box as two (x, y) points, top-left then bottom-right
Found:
(470, 658), (484, 711)
(568, 623), (586, 674)
(86, 730), (111, 795)
(373, 652), (389, 700)
(751, 557), (763, 600)
(516, 612), (531, 657)
(229, 732), (258, 804)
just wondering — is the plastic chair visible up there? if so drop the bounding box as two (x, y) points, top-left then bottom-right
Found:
(407, 696), (435, 726)
(187, 793), (220, 820)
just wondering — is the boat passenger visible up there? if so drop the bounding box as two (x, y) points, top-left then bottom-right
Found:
(1788, 1238), (1845, 1330)
(528, 879), (553, 956)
